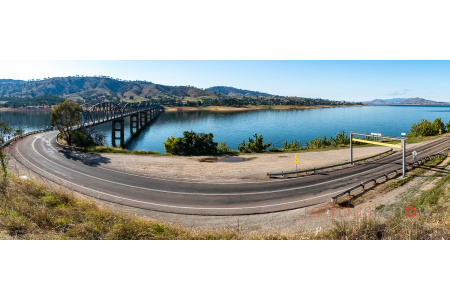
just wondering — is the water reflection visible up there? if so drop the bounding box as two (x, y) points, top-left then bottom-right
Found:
(2, 106), (450, 154)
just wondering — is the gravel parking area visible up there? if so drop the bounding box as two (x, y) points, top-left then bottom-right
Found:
(101, 146), (393, 182)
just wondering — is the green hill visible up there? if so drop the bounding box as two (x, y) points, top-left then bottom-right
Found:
(206, 86), (274, 97)
(0, 76), (216, 102)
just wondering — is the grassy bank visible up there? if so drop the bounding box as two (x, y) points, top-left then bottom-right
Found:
(1, 168), (449, 239)
(383, 155), (446, 191)
(314, 154), (450, 240)
(314, 171), (450, 240)
(0, 174), (296, 240)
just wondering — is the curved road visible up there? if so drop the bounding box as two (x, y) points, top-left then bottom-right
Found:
(9, 131), (450, 215)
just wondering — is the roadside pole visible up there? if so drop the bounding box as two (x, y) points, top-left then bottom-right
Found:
(350, 132), (353, 165)
(295, 154), (298, 172)
(402, 138), (406, 178)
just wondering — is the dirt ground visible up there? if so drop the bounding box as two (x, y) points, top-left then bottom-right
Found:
(100, 146), (392, 183)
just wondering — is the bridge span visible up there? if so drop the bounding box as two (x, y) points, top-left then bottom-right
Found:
(81, 101), (163, 147)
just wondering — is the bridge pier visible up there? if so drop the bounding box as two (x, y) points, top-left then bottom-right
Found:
(111, 118), (125, 148)
(130, 113), (140, 132)
(140, 111), (148, 127)
(83, 102), (163, 149)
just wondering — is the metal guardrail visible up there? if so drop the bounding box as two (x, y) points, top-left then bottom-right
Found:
(0, 127), (83, 152)
(55, 134), (84, 151)
(0, 128), (53, 150)
(267, 148), (394, 178)
(330, 147), (450, 203)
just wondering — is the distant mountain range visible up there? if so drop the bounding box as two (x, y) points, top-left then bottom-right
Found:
(0, 77), (352, 108)
(364, 97), (450, 106)
(206, 86), (274, 97)
(0, 77), (215, 101)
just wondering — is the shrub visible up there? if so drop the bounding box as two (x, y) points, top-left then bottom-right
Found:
(409, 119), (433, 137)
(431, 118), (446, 135)
(281, 139), (302, 151)
(409, 118), (446, 137)
(330, 130), (350, 146)
(217, 142), (238, 155)
(238, 133), (272, 153)
(71, 128), (106, 148)
(164, 131), (218, 156)
(71, 131), (91, 147)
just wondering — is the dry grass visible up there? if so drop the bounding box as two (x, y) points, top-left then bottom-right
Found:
(309, 212), (449, 240)
(383, 155), (446, 192)
(1, 166), (448, 240)
(0, 175), (302, 240)
(309, 155), (450, 240)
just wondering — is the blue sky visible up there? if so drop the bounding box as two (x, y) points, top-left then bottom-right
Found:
(1, 60), (450, 102)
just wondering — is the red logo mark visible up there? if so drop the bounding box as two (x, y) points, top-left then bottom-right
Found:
(405, 206), (417, 218)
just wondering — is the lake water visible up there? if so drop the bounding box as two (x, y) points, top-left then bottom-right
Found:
(2, 106), (450, 153)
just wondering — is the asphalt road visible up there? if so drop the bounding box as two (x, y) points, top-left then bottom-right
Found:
(9, 131), (450, 215)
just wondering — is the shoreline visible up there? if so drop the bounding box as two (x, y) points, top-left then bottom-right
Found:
(0, 107), (52, 112)
(162, 104), (362, 112)
(0, 104), (363, 113)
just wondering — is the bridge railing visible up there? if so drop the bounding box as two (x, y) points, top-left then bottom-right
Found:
(81, 102), (162, 127)
(267, 148), (394, 178)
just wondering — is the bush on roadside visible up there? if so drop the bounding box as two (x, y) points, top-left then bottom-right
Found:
(217, 142), (238, 155)
(71, 128), (106, 148)
(281, 140), (302, 151)
(164, 131), (218, 156)
(409, 118), (447, 137)
(238, 133), (272, 153)
(431, 118), (446, 135)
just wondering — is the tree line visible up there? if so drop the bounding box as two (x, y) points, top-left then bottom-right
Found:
(151, 96), (361, 107)
(0, 95), (67, 108)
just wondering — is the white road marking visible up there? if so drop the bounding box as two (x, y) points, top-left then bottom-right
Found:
(30, 136), (405, 196)
(14, 132), (450, 212)
(16, 141), (348, 211)
(29, 132), (450, 196)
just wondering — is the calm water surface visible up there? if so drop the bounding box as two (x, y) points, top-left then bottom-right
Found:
(2, 106), (450, 153)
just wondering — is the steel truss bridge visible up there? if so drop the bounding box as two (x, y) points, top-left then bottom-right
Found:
(81, 101), (163, 147)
